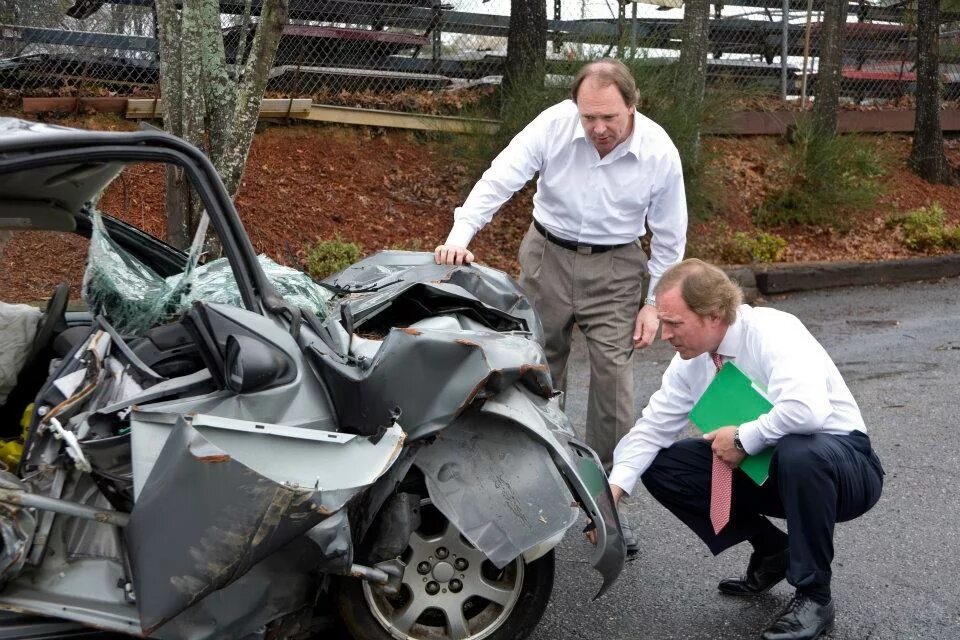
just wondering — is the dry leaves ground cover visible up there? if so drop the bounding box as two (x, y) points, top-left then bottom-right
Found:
(2, 113), (960, 304)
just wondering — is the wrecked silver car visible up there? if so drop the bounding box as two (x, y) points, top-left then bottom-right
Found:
(0, 118), (625, 639)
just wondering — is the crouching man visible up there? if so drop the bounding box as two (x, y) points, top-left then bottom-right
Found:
(606, 259), (884, 640)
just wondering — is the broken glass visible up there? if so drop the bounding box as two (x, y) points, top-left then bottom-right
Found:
(82, 210), (331, 335)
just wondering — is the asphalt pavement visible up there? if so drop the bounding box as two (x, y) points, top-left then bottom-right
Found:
(534, 276), (960, 640)
(38, 274), (960, 640)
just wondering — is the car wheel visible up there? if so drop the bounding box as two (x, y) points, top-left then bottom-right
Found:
(336, 500), (555, 640)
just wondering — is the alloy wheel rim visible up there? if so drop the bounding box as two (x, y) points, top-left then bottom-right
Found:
(362, 505), (524, 640)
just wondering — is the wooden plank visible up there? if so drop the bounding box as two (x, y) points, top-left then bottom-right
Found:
(22, 97), (131, 114)
(301, 104), (500, 135)
(709, 109), (960, 135)
(125, 98), (313, 119)
(755, 255), (960, 294)
(707, 112), (799, 135)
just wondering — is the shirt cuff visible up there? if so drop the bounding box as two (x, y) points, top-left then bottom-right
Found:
(647, 275), (660, 303)
(445, 220), (477, 248)
(607, 465), (640, 497)
(737, 421), (766, 455)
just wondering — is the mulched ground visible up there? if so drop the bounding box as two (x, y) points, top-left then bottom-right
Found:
(2, 112), (959, 305)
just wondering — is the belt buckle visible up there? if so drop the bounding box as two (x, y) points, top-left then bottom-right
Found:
(577, 245), (593, 255)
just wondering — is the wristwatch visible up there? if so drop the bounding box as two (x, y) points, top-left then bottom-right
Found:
(733, 428), (745, 452)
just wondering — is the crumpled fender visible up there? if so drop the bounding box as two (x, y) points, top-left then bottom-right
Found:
(306, 326), (553, 439)
(413, 412), (577, 568)
(414, 385), (625, 599)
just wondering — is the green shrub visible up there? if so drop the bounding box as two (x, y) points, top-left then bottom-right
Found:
(755, 119), (887, 230)
(718, 230), (787, 264)
(944, 226), (960, 251)
(304, 235), (361, 279)
(888, 203), (960, 251)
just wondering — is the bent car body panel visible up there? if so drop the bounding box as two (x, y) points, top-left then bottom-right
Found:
(478, 386), (627, 598)
(126, 415), (404, 633)
(414, 413), (578, 569)
(327, 251), (543, 344)
(306, 325), (552, 439)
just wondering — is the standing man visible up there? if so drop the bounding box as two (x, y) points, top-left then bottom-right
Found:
(605, 259), (884, 640)
(434, 59), (687, 467)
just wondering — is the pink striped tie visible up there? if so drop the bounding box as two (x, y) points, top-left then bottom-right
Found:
(709, 351), (732, 535)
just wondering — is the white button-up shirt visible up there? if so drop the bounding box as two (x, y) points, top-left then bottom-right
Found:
(608, 304), (866, 495)
(446, 100), (687, 293)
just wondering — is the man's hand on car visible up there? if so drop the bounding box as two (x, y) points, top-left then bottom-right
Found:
(434, 244), (474, 266)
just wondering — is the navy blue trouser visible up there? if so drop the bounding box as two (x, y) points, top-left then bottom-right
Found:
(641, 431), (884, 590)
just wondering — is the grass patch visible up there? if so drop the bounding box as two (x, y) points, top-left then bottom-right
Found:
(887, 203), (960, 251)
(304, 235), (361, 279)
(723, 230), (788, 263)
(754, 120), (888, 230)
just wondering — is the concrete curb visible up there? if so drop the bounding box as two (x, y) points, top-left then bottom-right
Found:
(722, 253), (960, 302)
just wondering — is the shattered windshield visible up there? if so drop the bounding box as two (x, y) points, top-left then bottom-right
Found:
(84, 206), (332, 335)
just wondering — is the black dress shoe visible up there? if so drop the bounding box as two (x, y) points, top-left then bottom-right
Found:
(760, 594), (835, 640)
(718, 548), (788, 596)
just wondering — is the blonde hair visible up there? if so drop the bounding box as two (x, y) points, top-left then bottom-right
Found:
(654, 259), (743, 325)
(570, 58), (638, 107)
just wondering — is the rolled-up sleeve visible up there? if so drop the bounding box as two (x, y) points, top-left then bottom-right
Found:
(608, 356), (695, 495)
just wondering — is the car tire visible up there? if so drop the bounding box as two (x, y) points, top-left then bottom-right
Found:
(335, 501), (555, 640)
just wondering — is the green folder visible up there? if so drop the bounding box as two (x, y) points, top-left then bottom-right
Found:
(688, 361), (773, 486)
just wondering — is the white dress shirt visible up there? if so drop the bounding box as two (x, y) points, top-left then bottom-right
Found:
(445, 99), (687, 294)
(608, 305), (866, 495)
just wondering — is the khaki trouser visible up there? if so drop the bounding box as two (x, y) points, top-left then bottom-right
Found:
(518, 222), (647, 464)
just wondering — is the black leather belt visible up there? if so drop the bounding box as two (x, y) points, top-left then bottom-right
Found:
(533, 219), (632, 255)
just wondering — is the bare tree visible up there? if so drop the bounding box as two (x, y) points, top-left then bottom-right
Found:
(811, 0), (846, 136)
(909, 0), (955, 184)
(154, 0), (287, 248)
(502, 0), (546, 106)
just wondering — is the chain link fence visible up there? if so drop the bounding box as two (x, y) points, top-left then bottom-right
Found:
(1, 0), (957, 112)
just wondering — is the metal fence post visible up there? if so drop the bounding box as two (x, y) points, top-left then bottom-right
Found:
(781, 0), (789, 99)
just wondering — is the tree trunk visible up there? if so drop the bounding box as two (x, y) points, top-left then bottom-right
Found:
(909, 0), (954, 184)
(154, 0), (287, 248)
(155, 0), (192, 249)
(673, 0), (711, 164)
(811, 0), (846, 137)
(502, 0), (546, 105)
(218, 0), (287, 194)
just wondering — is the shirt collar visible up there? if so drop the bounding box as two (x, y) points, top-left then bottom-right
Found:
(625, 113), (642, 157)
(715, 305), (748, 360)
(572, 116), (588, 143)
